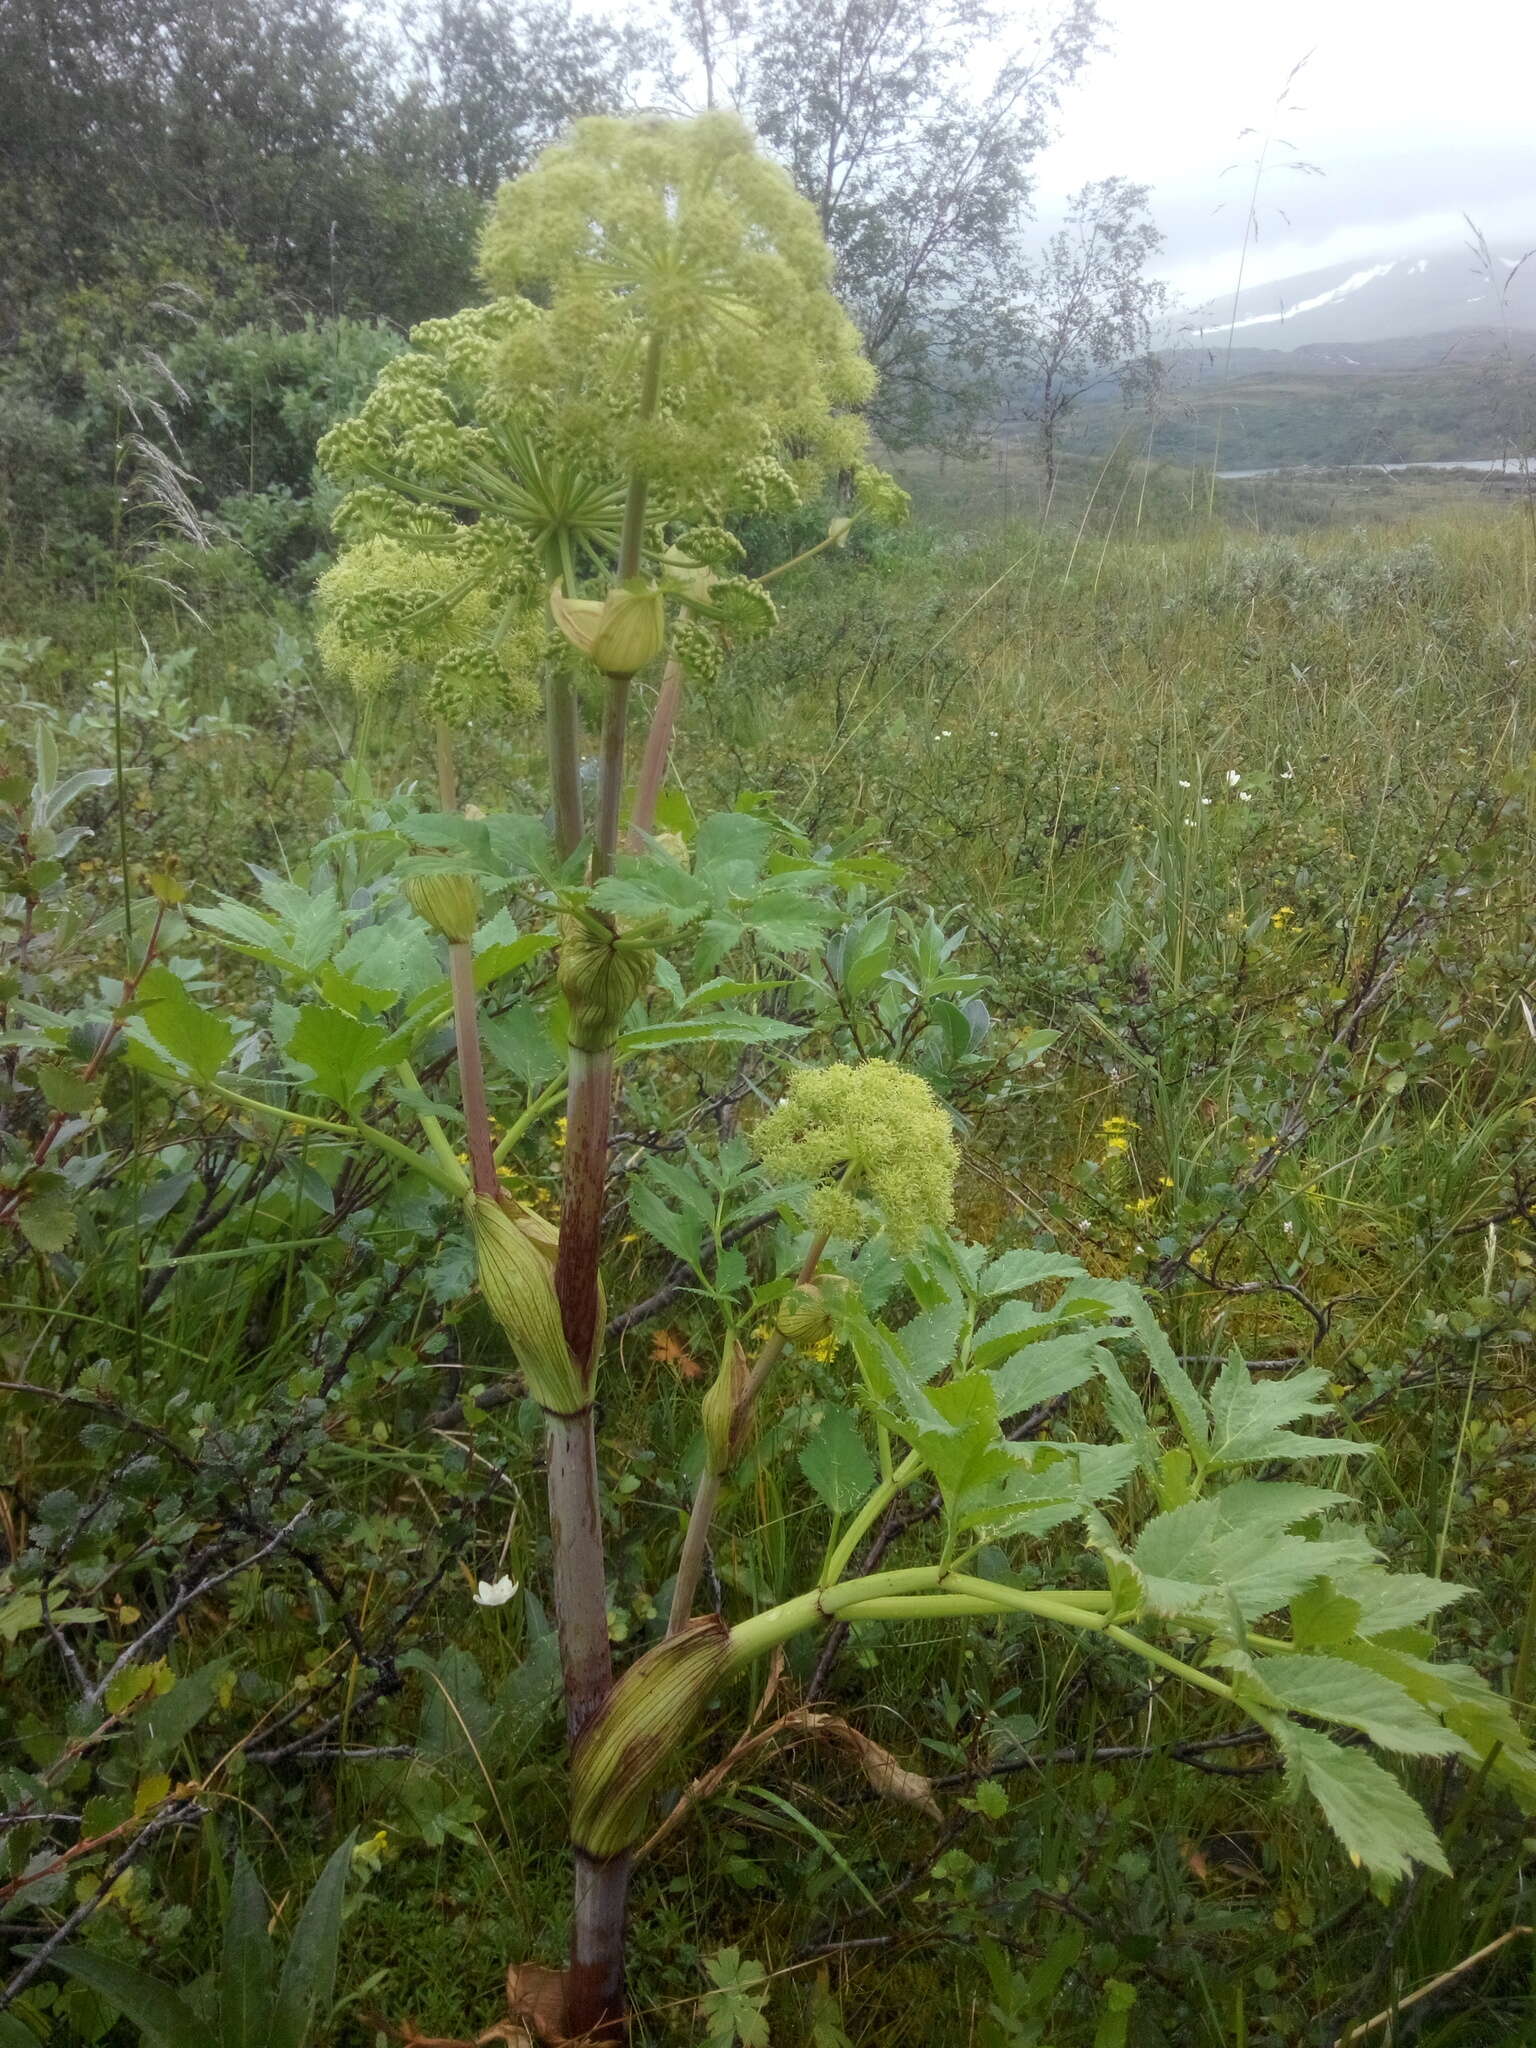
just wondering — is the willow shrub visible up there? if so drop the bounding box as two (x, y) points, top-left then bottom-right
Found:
(107, 114), (1536, 2039)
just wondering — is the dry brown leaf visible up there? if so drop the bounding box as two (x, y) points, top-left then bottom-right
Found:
(651, 1328), (703, 1379)
(1181, 1832), (1264, 1884)
(366, 2020), (523, 2048)
(811, 1714), (943, 1822)
(637, 1703), (941, 1862)
(505, 1963), (570, 2043)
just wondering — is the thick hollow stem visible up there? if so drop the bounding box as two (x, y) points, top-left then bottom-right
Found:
(666, 1469), (722, 1636)
(546, 665), (585, 859)
(554, 1045), (614, 1377)
(628, 654), (684, 847)
(434, 720), (458, 810)
(551, 329), (659, 2039)
(546, 1409), (614, 1743)
(447, 941), (498, 1199)
(566, 1851), (631, 2040)
(590, 680), (631, 883)
(617, 335), (663, 583)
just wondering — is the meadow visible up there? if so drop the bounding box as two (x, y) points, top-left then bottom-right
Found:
(3, 460), (1535, 2047)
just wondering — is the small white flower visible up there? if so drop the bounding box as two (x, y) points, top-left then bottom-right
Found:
(939, 729), (953, 738)
(474, 1575), (519, 1608)
(1226, 769), (1242, 787)
(1178, 778), (1191, 789)
(1201, 796), (1211, 806)
(1280, 763), (1295, 780)
(1183, 816), (1196, 827)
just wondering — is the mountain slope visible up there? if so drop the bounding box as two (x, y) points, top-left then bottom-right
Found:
(1178, 247), (1535, 353)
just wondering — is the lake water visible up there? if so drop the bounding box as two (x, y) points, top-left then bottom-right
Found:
(1218, 457), (1535, 480)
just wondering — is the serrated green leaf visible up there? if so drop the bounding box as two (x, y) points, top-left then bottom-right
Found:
(331, 920), (441, 1009)
(1331, 1566), (1468, 1639)
(1091, 1344), (1162, 1480)
(742, 891), (838, 955)
(971, 1296), (1057, 1370)
(1132, 1483), (1370, 1621)
(696, 811), (775, 874)
(1253, 1654), (1470, 1757)
(799, 1405), (877, 1514)
(1339, 1639), (1536, 1811)
(16, 1175), (75, 1252)
(36, 1062), (99, 1113)
(284, 1006), (394, 1109)
(959, 1440), (1137, 1541)
(1102, 1282), (1209, 1456)
(471, 910), (558, 989)
(1205, 1352), (1365, 1468)
(1275, 1720), (1448, 1881)
(627, 1180), (704, 1270)
(592, 862), (712, 925)
(1290, 1579), (1364, 1649)
(479, 1002), (563, 1088)
(126, 964), (235, 1085)
(899, 1297), (967, 1382)
(849, 1317), (949, 1439)
(249, 877), (348, 971)
(979, 1246), (1088, 1296)
(618, 1012), (805, 1055)
(989, 1331), (1105, 1416)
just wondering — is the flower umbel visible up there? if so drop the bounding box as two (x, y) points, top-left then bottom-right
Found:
(753, 1060), (958, 1253)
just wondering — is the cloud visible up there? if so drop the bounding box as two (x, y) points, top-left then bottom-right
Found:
(1018, 0), (1536, 304)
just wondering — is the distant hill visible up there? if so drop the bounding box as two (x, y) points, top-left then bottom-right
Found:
(1164, 327), (1530, 388)
(1177, 247), (1536, 354)
(1056, 244), (1535, 472)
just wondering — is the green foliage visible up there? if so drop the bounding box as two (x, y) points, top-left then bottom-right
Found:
(50, 1835), (357, 2048)
(698, 1949), (771, 2048)
(5, 145), (1536, 2044)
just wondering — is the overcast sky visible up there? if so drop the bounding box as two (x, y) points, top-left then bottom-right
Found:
(1027, 0), (1536, 310)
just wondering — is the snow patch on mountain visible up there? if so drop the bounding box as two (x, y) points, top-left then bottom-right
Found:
(1195, 263), (1398, 338)
(1177, 244), (1536, 352)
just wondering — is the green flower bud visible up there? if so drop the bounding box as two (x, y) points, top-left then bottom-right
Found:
(559, 916), (654, 1054)
(672, 525), (746, 572)
(569, 1617), (731, 1859)
(550, 581), (666, 679)
(404, 870), (480, 945)
(469, 1193), (586, 1414)
(707, 576), (777, 643)
(700, 1340), (747, 1476)
(737, 455), (799, 513)
(853, 465), (911, 527)
(776, 1284), (831, 1344)
(672, 616), (722, 687)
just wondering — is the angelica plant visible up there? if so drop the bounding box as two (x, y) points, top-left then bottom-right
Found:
(121, 111), (1536, 2047)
